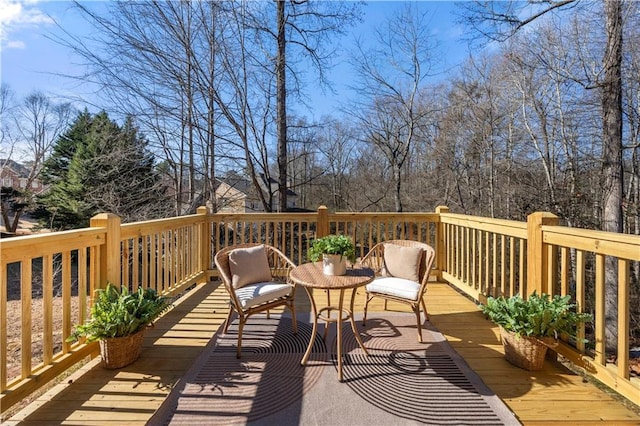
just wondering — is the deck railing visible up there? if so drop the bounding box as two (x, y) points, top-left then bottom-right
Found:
(440, 210), (640, 404)
(439, 208), (529, 301)
(1, 206), (638, 413)
(539, 220), (640, 402)
(207, 206), (441, 271)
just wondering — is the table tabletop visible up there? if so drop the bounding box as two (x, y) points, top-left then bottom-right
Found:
(289, 262), (375, 290)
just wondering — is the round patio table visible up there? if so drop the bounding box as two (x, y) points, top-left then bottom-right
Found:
(289, 262), (374, 381)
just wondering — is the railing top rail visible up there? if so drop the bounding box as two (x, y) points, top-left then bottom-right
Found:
(1, 228), (106, 263)
(208, 211), (441, 223)
(542, 224), (640, 260)
(121, 213), (208, 238)
(440, 212), (527, 238)
(329, 212), (440, 220)
(210, 212), (318, 221)
(542, 224), (640, 245)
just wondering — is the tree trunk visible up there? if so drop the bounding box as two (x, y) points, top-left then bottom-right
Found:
(393, 164), (403, 212)
(276, 0), (288, 212)
(602, 0), (623, 352)
(207, 3), (217, 212)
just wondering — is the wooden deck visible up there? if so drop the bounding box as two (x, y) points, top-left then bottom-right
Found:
(5, 280), (640, 425)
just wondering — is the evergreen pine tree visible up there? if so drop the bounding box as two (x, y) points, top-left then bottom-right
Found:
(38, 110), (93, 228)
(38, 111), (168, 229)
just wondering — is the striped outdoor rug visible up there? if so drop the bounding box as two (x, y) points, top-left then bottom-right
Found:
(150, 314), (520, 425)
(337, 316), (519, 425)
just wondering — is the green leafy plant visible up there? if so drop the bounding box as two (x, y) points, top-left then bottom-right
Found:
(308, 234), (356, 263)
(67, 283), (171, 342)
(481, 292), (592, 340)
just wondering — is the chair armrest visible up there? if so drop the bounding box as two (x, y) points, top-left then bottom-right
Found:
(359, 242), (385, 275)
(265, 245), (296, 282)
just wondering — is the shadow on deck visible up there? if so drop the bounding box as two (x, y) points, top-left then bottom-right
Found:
(4, 281), (640, 425)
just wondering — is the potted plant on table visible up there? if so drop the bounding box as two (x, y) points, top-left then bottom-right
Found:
(481, 292), (591, 371)
(67, 283), (171, 369)
(308, 234), (356, 276)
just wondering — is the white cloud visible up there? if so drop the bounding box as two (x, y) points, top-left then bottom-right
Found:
(0, 1), (23, 24)
(5, 39), (25, 49)
(0, 0), (54, 50)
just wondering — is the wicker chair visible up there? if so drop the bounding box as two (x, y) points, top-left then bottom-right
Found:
(360, 240), (436, 342)
(214, 243), (298, 357)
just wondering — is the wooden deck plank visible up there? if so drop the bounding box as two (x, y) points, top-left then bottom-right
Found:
(490, 382), (618, 400)
(507, 400), (640, 421)
(523, 423), (640, 426)
(5, 281), (640, 425)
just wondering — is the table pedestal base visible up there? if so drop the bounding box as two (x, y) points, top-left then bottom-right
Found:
(301, 287), (369, 381)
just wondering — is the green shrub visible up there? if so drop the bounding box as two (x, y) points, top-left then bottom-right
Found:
(67, 283), (171, 342)
(481, 292), (591, 340)
(308, 234), (356, 263)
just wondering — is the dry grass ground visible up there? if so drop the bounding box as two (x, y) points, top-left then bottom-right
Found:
(3, 296), (87, 422)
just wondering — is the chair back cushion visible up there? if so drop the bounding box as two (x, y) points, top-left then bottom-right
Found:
(382, 243), (422, 282)
(229, 244), (272, 289)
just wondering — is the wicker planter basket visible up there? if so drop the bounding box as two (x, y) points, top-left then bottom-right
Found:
(99, 328), (145, 369)
(499, 326), (556, 371)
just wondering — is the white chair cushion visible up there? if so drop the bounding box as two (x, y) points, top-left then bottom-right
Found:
(365, 277), (420, 301)
(234, 281), (293, 309)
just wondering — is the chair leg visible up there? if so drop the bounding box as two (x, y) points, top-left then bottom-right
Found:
(414, 305), (423, 343)
(289, 301), (298, 334)
(363, 294), (372, 325)
(421, 298), (429, 321)
(236, 316), (245, 358)
(223, 307), (234, 334)
(266, 309), (271, 319)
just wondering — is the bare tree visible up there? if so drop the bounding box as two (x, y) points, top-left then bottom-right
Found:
(350, 4), (439, 212)
(315, 120), (359, 211)
(460, 0), (624, 228)
(13, 92), (74, 184)
(253, 1), (363, 211)
(0, 85), (16, 160)
(348, 143), (393, 212)
(622, 2), (640, 297)
(56, 1), (227, 215)
(446, 55), (516, 218)
(1, 90), (73, 233)
(286, 117), (321, 210)
(55, 1), (360, 215)
(506, 33), (569, 223)
(276, 0), (288, 212)
(459, 0), (626, 352)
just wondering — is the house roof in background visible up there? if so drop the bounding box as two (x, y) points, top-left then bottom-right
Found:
(217, 175), (252, 194)
(217, 174), (298, 197)
(1, 159), (30, 176)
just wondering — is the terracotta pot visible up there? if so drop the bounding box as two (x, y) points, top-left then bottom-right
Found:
(322, 253), (347, 275)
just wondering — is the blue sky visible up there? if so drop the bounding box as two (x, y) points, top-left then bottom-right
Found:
(0, 0), (471, 118)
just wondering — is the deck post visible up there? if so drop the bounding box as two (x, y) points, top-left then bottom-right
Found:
(90, 213), (122, 289)
(435, 205), (449, 279)
(197, 206), (211, 274)
(317, 205), (329, 238)
(526, 211), (558, 297)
